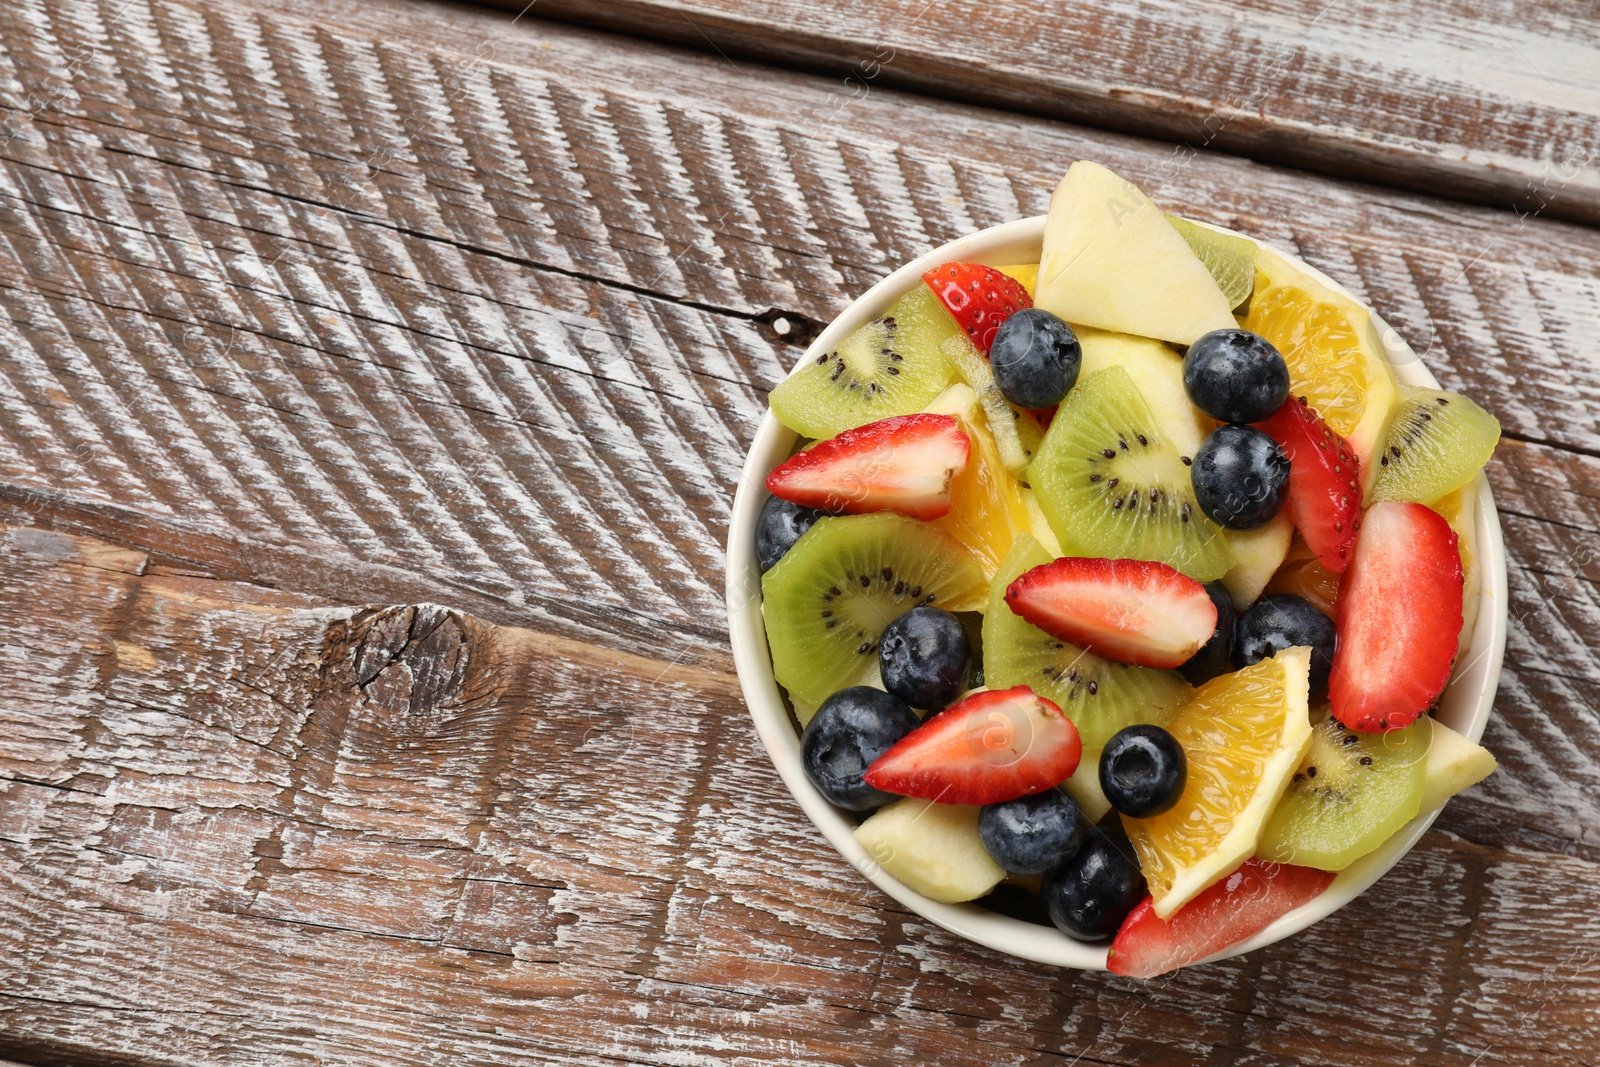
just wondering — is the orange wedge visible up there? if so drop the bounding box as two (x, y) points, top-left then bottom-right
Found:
(1124, 646), (1314, 918)
(922, 383), (1031, 578)
(1264, 535), (1341, 618)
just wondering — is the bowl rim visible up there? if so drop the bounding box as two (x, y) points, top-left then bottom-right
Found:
(724, 214), (1508, 971)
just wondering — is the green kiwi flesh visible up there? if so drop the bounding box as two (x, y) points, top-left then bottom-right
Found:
(941, 331), (1046, 476)
(770, 287), (959, 439)
(1028, 365), (1235, 581)
(1368, 386), (1501, 506)
(982, 536), (1193, 753)
(762, 513), (985, 710)
(1257, 714), (1429, 871)
(1167, 214), (1255, 310)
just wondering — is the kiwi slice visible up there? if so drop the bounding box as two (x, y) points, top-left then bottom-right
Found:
(770, 286), (958, 439)
(982, 536), (1192, 753)
(1257, 713), (1429, 871)
(1368, 386), (1500, 506)
(1028, 366), (1235, 581)
(1167, 213), (1255, 310)
(762, 513), (986, 710)
(941, 332), (1046, 476)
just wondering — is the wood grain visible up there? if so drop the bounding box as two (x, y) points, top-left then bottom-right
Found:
(0, 0), (1592, 856)
(2, 524), (1598, 1067)
(481, 0), (1600, 225)
(0, 0), (1595, 1062)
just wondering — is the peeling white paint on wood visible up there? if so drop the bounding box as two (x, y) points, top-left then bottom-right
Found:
(0, 0), (1595, 1063)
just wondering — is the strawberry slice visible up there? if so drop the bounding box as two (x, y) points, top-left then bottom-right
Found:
(1003, 557), (1216, 669)
(1257, 395), (1362, 573)
(766, 413), (970, 520)
(1329, 501), (1463, 732)
(1108, 859), (1335, 978)
(863, 686), (1081, 805)
(922, 262), (1032, 355)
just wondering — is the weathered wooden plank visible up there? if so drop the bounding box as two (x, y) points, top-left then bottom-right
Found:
(1451, 438), (1600, 860)
(0, 524), (1596, 1066)
(219, 0), (1600, 454)
(0, 0), (1593, 859)
(0, 1), (1595, 1062)
(474, 0), (1600, 225)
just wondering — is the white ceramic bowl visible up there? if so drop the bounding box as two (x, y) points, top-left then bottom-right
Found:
(725, 216), (1507, 970)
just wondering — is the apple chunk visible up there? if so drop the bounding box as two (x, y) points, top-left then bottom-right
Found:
(1036, 161), (1236, 346)
(1418, 718), (1497, 813)
(853, 798), (1004, 904)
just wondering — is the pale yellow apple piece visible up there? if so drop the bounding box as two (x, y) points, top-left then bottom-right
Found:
(1222, 511), (1295, 610)
(1035, 161), (1237, 346)
(854, 797), (1005, 904)
(1062, 748), (1112, 824)
(1419, 718), (1497, 814)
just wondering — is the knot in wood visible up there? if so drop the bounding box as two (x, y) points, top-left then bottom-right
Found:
(343, 604), (472, 736)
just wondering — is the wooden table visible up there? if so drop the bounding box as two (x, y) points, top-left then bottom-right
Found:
(0, 0), (1596, 1062)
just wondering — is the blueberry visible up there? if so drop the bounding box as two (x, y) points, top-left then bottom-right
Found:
(1042, 825), (1146, 941)
(1099, 725), (1187, 819)
(800, 686), (920, 811)
(878, 606), (972, 711)
(1182, 329), (1291, 423)
(1191, 424), (1289, 529)
(988, 308), (1081, 409)
(755, 494), (823, 572)
(976, 882), (1054, 927)
(1178, 581), (1236, 685)
(979, 788), (1087, 876)
(1234, 593), (1338, 698)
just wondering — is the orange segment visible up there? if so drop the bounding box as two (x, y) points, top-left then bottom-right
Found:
(1124, 646), (1314, 917)
(1264, 536), (1341, 618)
(1240, 248), (1399, 495)
(923, 383), (1031, 578)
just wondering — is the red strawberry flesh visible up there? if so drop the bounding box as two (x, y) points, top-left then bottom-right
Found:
(1004, 557), (1216, 669)
(765, 413), (970, 521)
(1108, 859), (1335, 978)
(863, 686), (1081, 805)
(1329, 501), (1463, 732)
(922, 262), (1031, 356)
(1257, 395), (1362, 573)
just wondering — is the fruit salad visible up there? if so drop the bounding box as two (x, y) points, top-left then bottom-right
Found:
(754, 160), (1500, 977)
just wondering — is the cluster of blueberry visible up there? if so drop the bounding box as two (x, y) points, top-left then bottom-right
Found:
(980, 313), (1311, 539)
(1177, 332), (1337, 692)
(797, 601), (1199, 941)
(1184, 329), (1293, 529)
